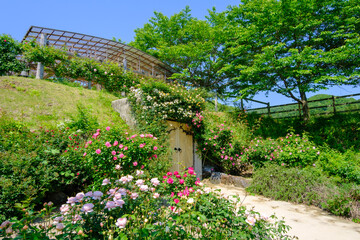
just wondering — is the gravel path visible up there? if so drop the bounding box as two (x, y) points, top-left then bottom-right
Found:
(205, 182), (360, 240)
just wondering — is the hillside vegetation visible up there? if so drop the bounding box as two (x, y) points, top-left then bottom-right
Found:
(0, 76), (123, 129)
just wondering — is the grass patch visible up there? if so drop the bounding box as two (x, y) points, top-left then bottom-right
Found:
(0, 76), (122, 129)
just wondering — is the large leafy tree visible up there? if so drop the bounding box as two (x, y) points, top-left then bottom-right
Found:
(130, 7), (229, 107)
(222, 0), (360, 120)
(0, 34), (25, 76)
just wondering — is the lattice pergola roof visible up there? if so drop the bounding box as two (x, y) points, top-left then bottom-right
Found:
(22, 26), (175, 78)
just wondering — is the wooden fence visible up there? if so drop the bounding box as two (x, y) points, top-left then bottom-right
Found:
(244, 93), (360, 119)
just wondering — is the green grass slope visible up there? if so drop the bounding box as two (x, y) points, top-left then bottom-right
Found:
(0, 76), (122, 128)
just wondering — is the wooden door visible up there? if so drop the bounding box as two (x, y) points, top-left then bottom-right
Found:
(167, 121), (193, 172)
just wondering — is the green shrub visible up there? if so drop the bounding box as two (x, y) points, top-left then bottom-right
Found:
(317, 149), (360, 184)
(248, 163), (360, 219)
(0, 34), (25, 76)
(243, 133), (320, 168)
(196, 112), (251, 174)
(0, 118), (89, 222)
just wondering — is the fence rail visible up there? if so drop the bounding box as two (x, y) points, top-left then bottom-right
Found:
(245, 93), (360, 119)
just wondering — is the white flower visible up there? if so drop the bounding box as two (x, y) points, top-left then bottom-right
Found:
(113, 192), (122, 200)
(153, 192), (160, 198)
(245, 216), (256, 226)
(115, 218), (127, 229)
(135, 179), (145, 186)
(66, 197), (78, 205)
(85, 191), (93, 197)
(114, 199), (125, 207)
(117, 188), (127, 196)
(53, 216), (63, 224)
(150, 178), (160, 186)
(55, 223), (65, 231)
(136, 170), (144, 176)
(139, 185), (149, 191)
(92, 191), (103, 200)
(126, 175), (134, 182)
(130, 192), (139, 199)
(105, 201), (116, 210)
(60, 204), (70, 214)
(119, 176), (128, 184)
(75, 192), (84, 201)
(102, 178), (111, 186)
(81, 203), (94, 214)
(187, 198), (194, 204)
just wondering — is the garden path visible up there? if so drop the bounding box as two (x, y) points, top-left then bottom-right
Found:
(205, 182), (360, 240)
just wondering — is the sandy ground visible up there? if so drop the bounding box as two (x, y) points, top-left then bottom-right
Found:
(205, 182), (360, 240)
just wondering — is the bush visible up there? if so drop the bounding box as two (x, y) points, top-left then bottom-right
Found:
(243, 133), (320, 168)
(248, 163), (360, 220)
(196, 112), (251, 174)
(0, 168), (295, 239)
(317, 149), (360, 184)
(0, 118), (89, 222)
(82, 126), (169, 187)
(0, 34), (25, 76)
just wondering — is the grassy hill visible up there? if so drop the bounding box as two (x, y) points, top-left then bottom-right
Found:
(0, 76), (124, 129)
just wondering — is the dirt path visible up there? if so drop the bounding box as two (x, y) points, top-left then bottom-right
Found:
(205, 182), (360, 240)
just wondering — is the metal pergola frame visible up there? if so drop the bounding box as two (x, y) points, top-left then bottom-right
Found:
(22, 26), (175, 78)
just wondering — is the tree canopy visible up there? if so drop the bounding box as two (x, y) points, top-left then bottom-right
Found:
(221, 0), (360, 120)
(130, 6), (229, 97)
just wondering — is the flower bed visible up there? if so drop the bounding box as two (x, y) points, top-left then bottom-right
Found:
(0, 168), (294, 239)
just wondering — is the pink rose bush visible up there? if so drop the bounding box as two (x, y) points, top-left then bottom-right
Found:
(83, 127), (163, 182)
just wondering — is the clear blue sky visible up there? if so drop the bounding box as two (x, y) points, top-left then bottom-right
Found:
(2, 0), (359, 108)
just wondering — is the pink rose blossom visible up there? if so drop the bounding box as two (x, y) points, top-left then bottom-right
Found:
(81, 203), (94, 214)
(96, 149), (101, 154)
(167, 177), (174, 184)
(115, 218), (127, 229)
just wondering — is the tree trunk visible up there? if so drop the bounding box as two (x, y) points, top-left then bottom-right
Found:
(299, 91), (310, 121)
(214, 93), (218, 112)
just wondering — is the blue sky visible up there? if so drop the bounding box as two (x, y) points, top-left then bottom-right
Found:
(1, 0), (359, 108)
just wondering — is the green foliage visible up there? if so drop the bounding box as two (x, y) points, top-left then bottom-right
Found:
(66, 104), (99, 133)
(83, 127), (168, 187)
(0, 117), (90, 222)
(0, 169), (294, 239)
(317, 149), (360, 184)
(242, 133), (320, 168)
(0, 34), (25, 76)
(195, 112), (251, 174)
(130, 6), (229, 95)
(128, 79), (205, 141)
(22, 43), (140, 94)
(249, 112), (360, 152)
(221, 0), (360, 120)
(248, 163), (360, 219)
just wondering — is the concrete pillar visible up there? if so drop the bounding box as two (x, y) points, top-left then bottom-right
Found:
(36, 34), (47, 79)
(123, 50), (127, 72)
(193, 141), (202, 179)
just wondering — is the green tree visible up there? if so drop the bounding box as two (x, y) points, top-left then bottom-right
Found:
(130, 6), (229, 109)
(222, 0), (360, 120)
(0, 34), (25, 76)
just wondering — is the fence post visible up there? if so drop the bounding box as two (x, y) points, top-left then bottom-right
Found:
(332, 95), (336, 115)
(267, 102), (271, 117)
(298, 102), (302, 119)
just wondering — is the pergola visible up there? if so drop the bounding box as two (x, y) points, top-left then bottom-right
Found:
(22, 26), (175, 79)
